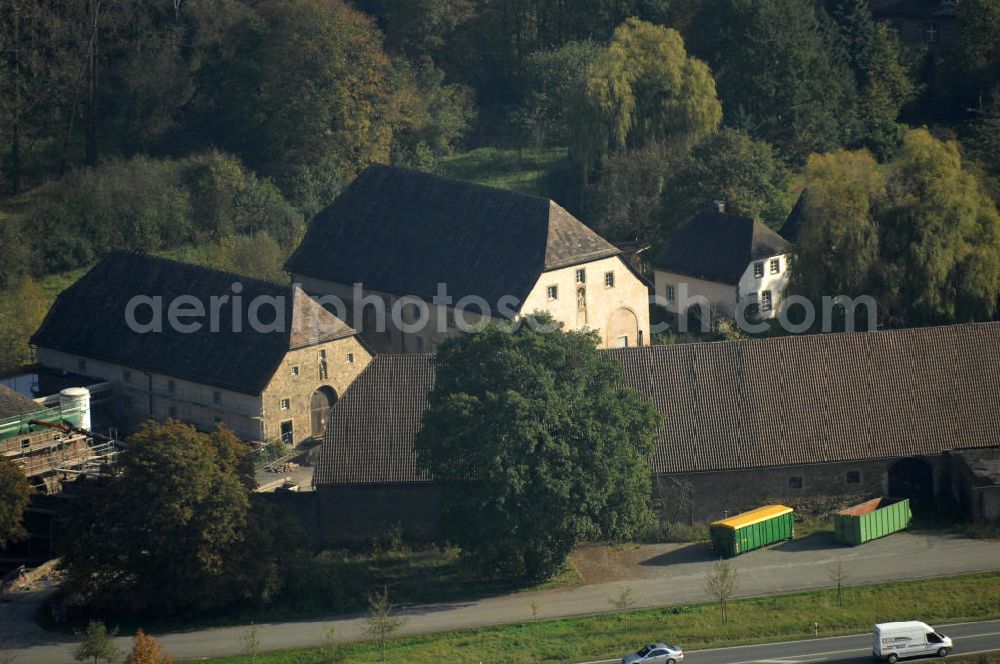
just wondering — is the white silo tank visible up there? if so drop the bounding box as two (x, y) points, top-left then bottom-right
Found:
(59, 387), (91, 431)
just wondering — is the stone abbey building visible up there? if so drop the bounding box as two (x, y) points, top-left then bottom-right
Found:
(286, 164), (652, 353)
(32, 252), (372, 445)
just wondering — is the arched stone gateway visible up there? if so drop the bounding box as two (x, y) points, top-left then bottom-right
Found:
(310, 386), (338, 439)
(606, 307), (640, 348)
(888, 457), (934, 506)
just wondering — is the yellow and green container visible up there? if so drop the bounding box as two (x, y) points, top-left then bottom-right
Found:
(833, 497), (911, 546)
(710, 505), (795, 557)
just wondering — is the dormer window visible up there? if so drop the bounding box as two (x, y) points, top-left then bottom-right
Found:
(753, 262), (764, 278)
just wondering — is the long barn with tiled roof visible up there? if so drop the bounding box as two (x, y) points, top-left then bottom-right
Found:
(312, 322), (1000, 539)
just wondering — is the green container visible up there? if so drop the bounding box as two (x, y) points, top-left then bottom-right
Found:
(834, 497), (911, 546)
(710, 505), (795, 557)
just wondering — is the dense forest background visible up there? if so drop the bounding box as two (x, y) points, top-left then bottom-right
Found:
(1, 0), (999, 368)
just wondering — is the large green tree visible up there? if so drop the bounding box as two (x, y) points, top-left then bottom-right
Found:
(588, 142), (674, 243)
(689, 0), (857, 158)
(0, 455), (30, 548)
(195, 0), (394, 213)
(880, 129), (1000, 325)
(947, 0), (1000, 113)
(61, 421), (257, 615)
(661, 128), (791, 233)
(573, 18), (721, 170)
(514, 40), (603, 148)
(828, 1), (916, 157)
(790, 149), (883, 303)
(414, 318), (660, 581)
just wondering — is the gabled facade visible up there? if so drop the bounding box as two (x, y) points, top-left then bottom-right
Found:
(653, 207), (792, 322)
(285, 165), (651, 352)
(31, 252), (372, 445)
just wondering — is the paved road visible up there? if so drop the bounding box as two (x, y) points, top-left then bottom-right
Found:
(581, 620), (1000, 664)
(3, 533), (1000, 662)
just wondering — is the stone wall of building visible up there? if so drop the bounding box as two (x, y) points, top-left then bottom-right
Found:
(260, 335), (372, 444)
(520, 255), (651, 348)
(38, 336), (371, 445)
(296, 254), (651, 353)
(654, 269), (737, 320)
(652, 456), (945, 524)
(307, 456), (949, 546)
(35, 347), (265, 440)
(292, 275), (486, 355)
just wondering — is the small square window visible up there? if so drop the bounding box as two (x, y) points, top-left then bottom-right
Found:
(347, 352), (354, 364)
(666, 285), (676, 303)
(78, 359), (87, 373)
(123, 370), (131, 383)
(291, 365), (300, 376)
(770, 258), (780, 275)
(319, 349), (327, 360)
(788, 476), (803, 490)
(547, 285), (558, 301)
(753, 262), (764, 278)
(846, 470), (861, 484)
(21, 438), (30, 450)
(604, 271), (615, 288)
(575, 269), (586, 284)
(761, 290), (773, 312)
(280, 398), (290, 410)
(168, 380), (176, 394)
(213, 391), (222, 405)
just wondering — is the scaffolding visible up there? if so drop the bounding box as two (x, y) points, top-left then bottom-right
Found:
(1, 402), (121, 486)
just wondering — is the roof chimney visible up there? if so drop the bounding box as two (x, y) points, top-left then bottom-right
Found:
(712, 200), (726, 214)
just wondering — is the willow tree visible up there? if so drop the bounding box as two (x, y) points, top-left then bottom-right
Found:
(572, 18), (721, 171)
(791, 149), (883, 303)
(880, 129), (1000, 325)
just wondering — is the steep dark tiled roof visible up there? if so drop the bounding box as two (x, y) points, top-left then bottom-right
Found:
(653, 211), (791, 285)
(285, 164), (621, 306)
(314, 354), (434, 485)
(32, 252), (355, 395)
(780, 190), (807, 243)
(0, 384), (41, 419)
(314, 322), (1000, 485)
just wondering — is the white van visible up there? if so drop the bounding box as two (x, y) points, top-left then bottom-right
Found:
(873, 621), (953, 662)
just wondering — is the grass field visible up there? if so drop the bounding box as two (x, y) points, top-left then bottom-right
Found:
(952, 654), (1000, 663)
(438, 147), (568, 196)
(201, 571), (1000, 664)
